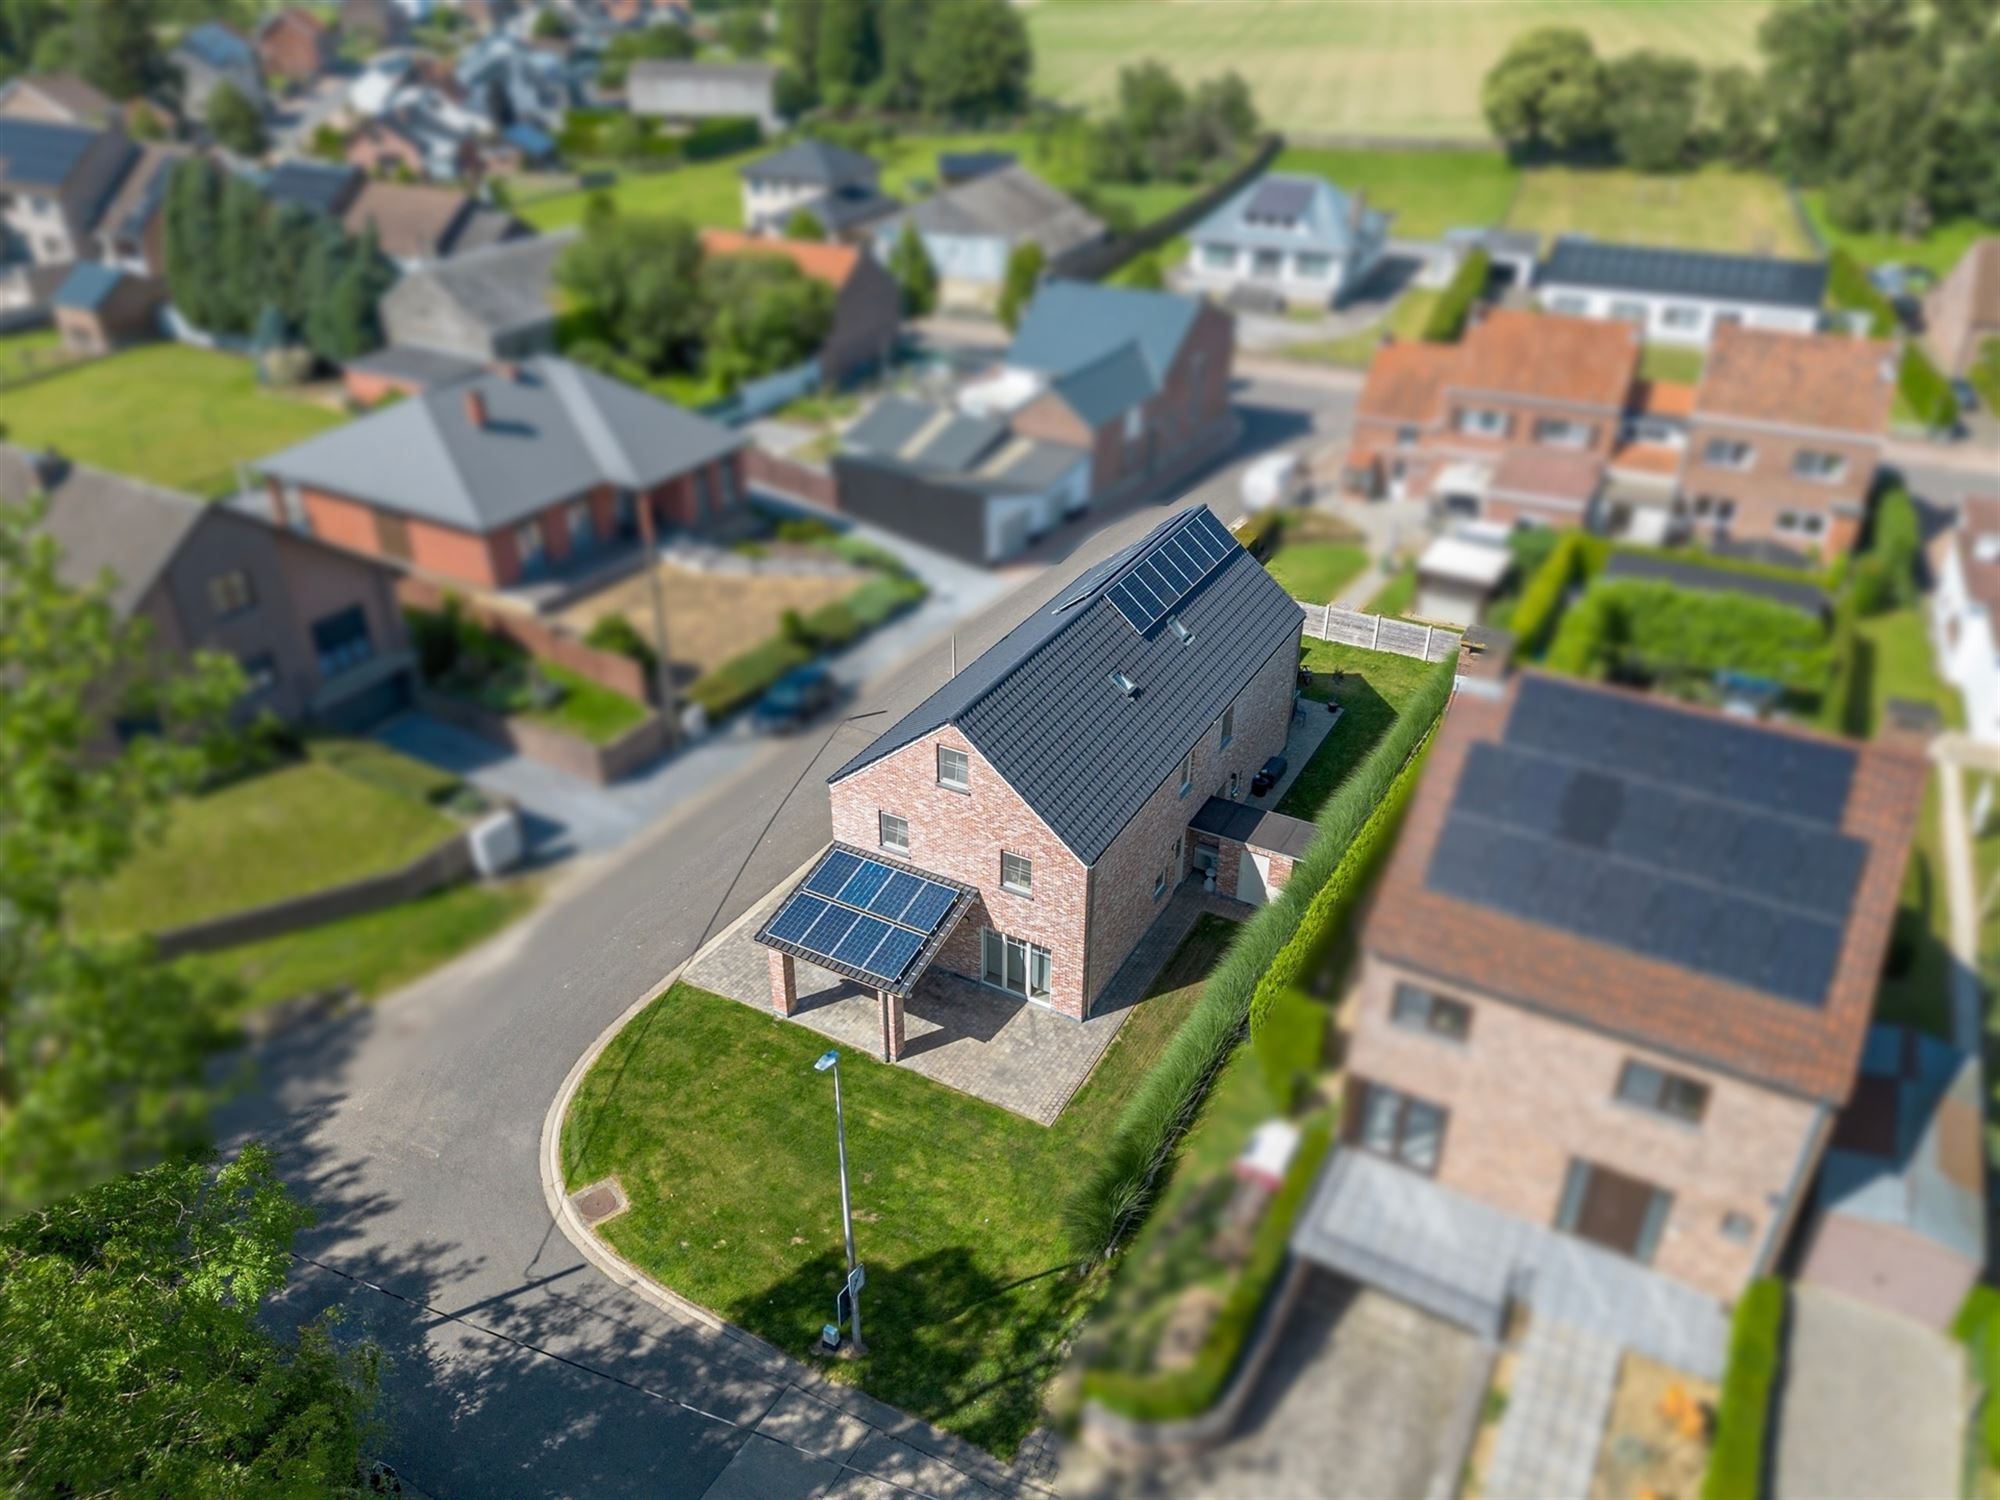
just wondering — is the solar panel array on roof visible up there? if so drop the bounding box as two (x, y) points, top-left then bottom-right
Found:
(0, 118), (101, 187)
(757, 846), (971, 993)
(1105, 506), (1238, 635)
(1246, 178), (1313, 222)
(1540, 237), (1828, 310)
(1424, 677), (1867, 1007)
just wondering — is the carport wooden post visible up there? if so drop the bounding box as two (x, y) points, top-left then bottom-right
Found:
(637, 498), (679, 741)
(877, 989), (904, 1063)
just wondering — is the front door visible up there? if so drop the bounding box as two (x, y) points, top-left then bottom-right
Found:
(1558, 1159), (1671, 1263)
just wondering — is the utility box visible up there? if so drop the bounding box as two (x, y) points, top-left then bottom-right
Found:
(468, 807), (524, 876)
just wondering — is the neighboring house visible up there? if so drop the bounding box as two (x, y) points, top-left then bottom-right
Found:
(737, 139), (897, 241)
(172, 22), (267, 121)
(374, 229), (570, 371)
(870, 165), (1104, 310)
(1413, 528), (1514, 626)
(627, 60), (780, 136)
(51, 261), (164, 352)
(0, 445), (416, 731)
(835, 281), (1235, 564)
(347, 50), (415, 117)
(262, 158), (365, 218)
(1184, 172), (1389, 310)
(1923, 237), (2000, 378)
(700, 229), (900, 383)
(340, 0), (411, 47)
(0, 73), (116, 128)
(1331, 667), (1923, 1304)
(938, 150), (1014, 188)
(258, 355), (747, 591)
(1798, 1025), (1984, 1331)
(0, 118), (139, 267)
(1680, 324), (1893, 557)
(346, 102), (489, 182)
(754, 505), (1303, 1054)
(256, 9), (336, 87)
(1930, 494), (2000, 744)
(456, 31), (570, 133)
(341, 178), (529, 267)
(90, 141), (185, 278)
(1535, 237), (1827, 348)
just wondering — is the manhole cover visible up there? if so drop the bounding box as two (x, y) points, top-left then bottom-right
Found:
(569, 1177), (628, 1227)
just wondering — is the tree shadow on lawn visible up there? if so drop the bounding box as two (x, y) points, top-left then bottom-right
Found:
(731, 1244), (1089, 1458)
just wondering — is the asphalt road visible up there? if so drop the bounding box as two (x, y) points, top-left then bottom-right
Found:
(221, 375), (1342, 1499)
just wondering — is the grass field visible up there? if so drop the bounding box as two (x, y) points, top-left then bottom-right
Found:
(0, 344), (344, 498)
(1283, 286), (1441, 368)
(1800, 190), (1990, 275)
(1505, 165), (1812, 256)
(1262, 540), (1368, 605)
(519, 148), (763, 232)
(562, 917), (1238, 1455)
(1279, 640), (1436, 821)
(1273, 147), (1517, 240)
(0, 326), (72, 383)
(1026, 0), (1769, 140)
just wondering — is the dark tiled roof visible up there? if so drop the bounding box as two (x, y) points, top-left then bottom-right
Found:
(0, 444), (207, 618)
(741, 137), (877, 187)
(1189, 797), (1318, 859)
(1049, 341), (1158, 429)
(1364, 671), (1926, 1102)
(830, 506), (1304, 864)
(0, 117), (102, 187)
(264, 159), (362, 216)
(844, 394), (937, 455)
(1601, 552), (1829, 616)
(1541, 236), (1828, 310)
(342, 343), (486, 386)
(52, 260), (123, 311)
(938, 150), (1014, 185)
(177, 21), (256, 70)
(1008, 281), (1200, 388)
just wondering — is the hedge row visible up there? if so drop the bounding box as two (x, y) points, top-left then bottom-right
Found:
(1827, 249), (1898, 337)
(1080, 1117), (1333, 1423)
(1060, 657), (1456, 1264)
(1423, 247), (1489, 342)
(683, 570), (927, 720)
(1702, 1277), (1786, 1500)
(1506, 531), (1596, 661)
(683, 115), (762, 161)
(1954, 1285), (2000, 1474)
(1898, 341), (1959, 432)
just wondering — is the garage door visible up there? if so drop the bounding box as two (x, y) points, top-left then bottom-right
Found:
(320, 669), (413, 733)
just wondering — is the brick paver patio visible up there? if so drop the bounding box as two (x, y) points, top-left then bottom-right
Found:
(685, 876), (1247, 1125)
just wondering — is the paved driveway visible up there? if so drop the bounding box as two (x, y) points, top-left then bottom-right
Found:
(1774, 1285), (1964, 1500)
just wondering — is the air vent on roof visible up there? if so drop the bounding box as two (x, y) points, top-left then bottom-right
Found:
(1168, 616), (1193, 644)
(1109, 670), (1138, 698)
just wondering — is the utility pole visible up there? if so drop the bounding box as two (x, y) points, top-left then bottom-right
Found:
(637, 498), (678, 740)
(814, 1049), (864, 1355)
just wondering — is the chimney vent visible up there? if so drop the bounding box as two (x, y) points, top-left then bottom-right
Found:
(464, 389), (487, 428)
(1108, 669), (1138, 698)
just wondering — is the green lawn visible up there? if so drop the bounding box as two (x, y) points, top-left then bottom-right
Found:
(561, 915), (1240, 1456)
(1801, 192), (1993, 276)
(1505, 165), (1813, 257)
(0, 326), (69, 383)
(1272, 147), (1517, 240)
(1638, 344), (1705, 384)
(518, 148), (764, 231)
(873, 127), (1213, 228)
(1365, 562), (1419, 619)
(76, 757), (457, 937)
(522, 663), (651, 743)
(183, 879), (539, 1012)
(1027, 0), (1769, 140)
(1281, 286), (1442, 369)
(1262, 540), (1368, 605)
(1278, 639), (1437, 820)
(0, 344), (344, 498)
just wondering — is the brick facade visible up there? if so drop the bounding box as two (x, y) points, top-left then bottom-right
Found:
(1677, 417), (1876, 556)
(1346, 953), (1827, 1301)
(826, 630), (1296, 1019)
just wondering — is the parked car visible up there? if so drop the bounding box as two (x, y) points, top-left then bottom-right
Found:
(752, 664), (839, 733)
(1250, 754), (1287, 797)
(1241, 451), (1308, 512)
(1951, 378), (1981, 416)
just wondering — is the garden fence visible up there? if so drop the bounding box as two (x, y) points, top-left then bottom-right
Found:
(1301, 603), (1461, 663)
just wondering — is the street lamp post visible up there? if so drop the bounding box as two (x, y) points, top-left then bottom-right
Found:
(814, 1049), (864, 1355)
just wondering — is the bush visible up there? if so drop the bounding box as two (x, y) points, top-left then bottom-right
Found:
(1081, 1118), (1333, 1422)
(1544, 580), (1834, 696)
(845, 573), (926, 627)
(1703, 1278), (1786, 1500)
(775, 516), (839, 544)
(802, 600), (861, 648)
(1953, 1286), (2000, 1472)
(408, 597), (466, 679)
(779, 607), (814, 650)
(1062, 659), (1454, 1263)
(584, 613), (659, 674)
(686, 636), (813, 719)
(1826, 249), (1897, 336)
(682, 115), (761, 161)
(1422, 247), (1488, 342)
(1898, 342), (1958, 432)
(1820, 598), (1867, 736)
(1507, 531), (1596, 660)
(1253, 984), (1326, 1114)
(1867, 485), (1922, 607)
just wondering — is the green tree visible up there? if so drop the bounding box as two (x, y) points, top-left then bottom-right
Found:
(0, 0), (64, 79)
(314, 220), (393, 361)
(598, 22), (695, 90)
(1115, 251), (1165, 290)
(815, 0), (875, 108)
(307, 121), (347, 161)
(1701, 63), (1769, 165)
(532, 5), (569, 38)
(1930, 34), (2000, 222)
(916, 0), (1030, 122)
(604, 112), (649, 162)
(1758, 0), (1916, 182)
(1189, 70), (1260, 159)
(887, 218), (937, 316)
(205, 78), (265, 156)
(0, 496), (244, 1219)
(70, 0), (157, 98)
(0, 1145), (379, 1492)
(998, 239), (1043, 332)
(784, 207), (826, 240)
(556, 214), (706, 374)
(1603, 50), (1701, 171)
(213, 168), (267, 334)
(1115, 59), (1188, 179)
(720, 7), (767, 57)
(1481, 26), (1608, 154)
(776, 0), (823, 99)
(869, 0), (930, 110)
(163, 157), (221, 331)
(701, 252), (835, 387)
(1822, 42), (1940, 233)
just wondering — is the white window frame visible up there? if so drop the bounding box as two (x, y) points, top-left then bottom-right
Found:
(1792, 449), (1848, 483)
(1661, 304), (1703, 330)
(1199, 242), (1234, 272)
(1533, 417), (1591, 450)
(1702, 438), (1754, 471)
(981, 929), (1051, 1002)
(1000, 851), (1032, 896)
(1454, 407), (1509, 438)
(1550, 293), (1589, 316)
(515, 518), (546, 567)
(878, 810), (908, 854)
(1609, 299), (1647, 323)
(936, 744), (970, 791)
(1293, 251), (1333, 280)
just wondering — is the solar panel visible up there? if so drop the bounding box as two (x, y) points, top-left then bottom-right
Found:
(833, 915), (894, 967)
(757, 846), (972, 994)
(1103, 509), (1242, 636)
(867, 870), (924, 921)
(806, 849), (863, 897)
(902, 883), (957, 933)
(802, 902), (859, 954)
(868, 929), (926, 983)
(767, 893), (829, 945)
(1246, 178), (1313, 221)
(838, 859), (892, 908)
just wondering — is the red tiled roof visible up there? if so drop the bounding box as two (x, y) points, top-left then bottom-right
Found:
(1609, 441), (1684, 476)
(1488, 446), (1602, 504)
(1696, 325), (1895, 435)
(1354, 338), (1459, 426)
(1451, 308), (1641, 410)
(1635, 378), (1697, 419)
(699, 228), (861, 288)
(1362, 672), (1926, 1104)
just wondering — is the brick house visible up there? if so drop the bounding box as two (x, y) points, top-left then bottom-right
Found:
(699, 229), (900, 384)
(835, 282), (1237, 564)
(1333, 669), (1923, 1303)
(0, 445), (415, 730)
(0, 117), (138, 267)
(256, 9), (335, 87)
(1922, 237), (1999, 378)
(257, 356), (747, 592)
(340, 178), (528, 269)
(755, 506), (1303, 1055)
(1680, 324), (1894, 557)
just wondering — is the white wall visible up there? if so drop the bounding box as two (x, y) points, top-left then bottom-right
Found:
(1933, 543), (2000, 742)
(1183, 234), (1380, 306)
(1536, 284), (1821, 348)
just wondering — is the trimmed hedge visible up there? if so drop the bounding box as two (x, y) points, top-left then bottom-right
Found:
(1827, 249), (1897, 337)
(1543, 580), (1834, 695)
(1898, 341), (1959, 432)
(683, 115), (761, 161)
(1954, 1285), (2000, 1473)
(1423, 247), (1488, 342)
(1506, 531), (1600, 661)
(1820, 597), (1867, 736)
(1061, 657), (1456, 1263)
(684, 572), (925, 720)
(1080, 1116), (1333, 1422)
(685, 635), (812, 719)
(1703, 1277), (1786, 1500)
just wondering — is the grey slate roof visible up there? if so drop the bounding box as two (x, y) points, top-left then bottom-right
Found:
(894, 165), (1103, 257)
(397, 229), (571, 339)
(342, 343), (486, 386)
(1189, 797), (1319, 859)
(264, 159), (362, 217)
(830, 505), (1304, 864)
(1008, 280), (1202, 391)
(1049, 341), (1158, 428)
(1539, 235), (1828, 310)
(0, 444), (206, 618)
(840, 395), (1086, 494)
(258, 356), (743, 532)
(1601, 551), (1829, 617)
(53, 260), (122, 311)
(0, 117), (102, 187)
(1191, 171), (1387, 255)
(798, 182), (900, 232)
(844, 394), (937, 456)
(176, 21), (256, 70)
(741, 138), (876, 188)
